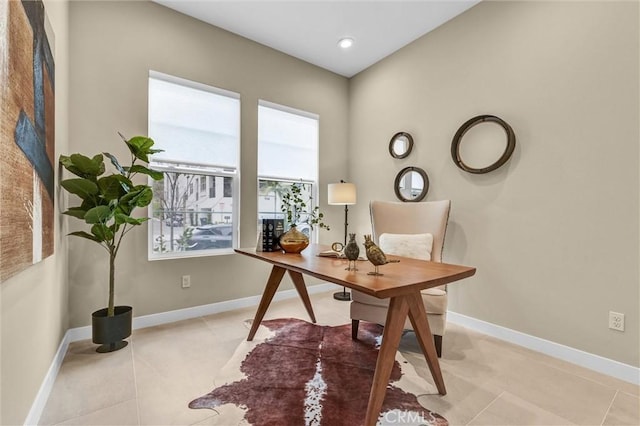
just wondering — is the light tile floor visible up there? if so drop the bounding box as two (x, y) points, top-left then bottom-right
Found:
(40, 291), (639, 425)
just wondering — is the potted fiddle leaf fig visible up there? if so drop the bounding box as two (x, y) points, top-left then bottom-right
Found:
(59, 133), (163, 352)
(279, 181), (329, 253)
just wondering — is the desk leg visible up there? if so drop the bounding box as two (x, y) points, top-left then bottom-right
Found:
(364, 296), (409, 426)
(407, 291), (446, 395)
(288, 270), (317, 323)
(247, 266), (286, 341)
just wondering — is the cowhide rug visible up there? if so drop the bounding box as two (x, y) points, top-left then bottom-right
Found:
(189, 318), (447, 426)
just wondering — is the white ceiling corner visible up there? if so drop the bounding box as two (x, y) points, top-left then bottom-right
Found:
(152, 0), (480, 78)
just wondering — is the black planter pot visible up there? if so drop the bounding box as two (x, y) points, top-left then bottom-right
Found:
(92, 306), (132, 353)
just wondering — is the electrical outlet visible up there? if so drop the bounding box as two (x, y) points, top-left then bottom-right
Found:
(181, 275), (191, 289)
(609, 311), (624, 331)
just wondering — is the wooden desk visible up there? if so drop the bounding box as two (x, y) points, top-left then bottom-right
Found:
(235, 245), (475, 426)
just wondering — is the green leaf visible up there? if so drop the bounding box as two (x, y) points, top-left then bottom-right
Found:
(125, 136), (152, 162)
(63, 208), (87, 220)
(128, 136), (154, 151)
(115, 213), (146, 225)
(59, 154), (103, 179)
(68, 231), (102, 243)
(103, 152), (125, 175)
(60, 178), (99, 199)
(133, 187), (153, 207)
(69, 153), (104, 177)
(59, 155), (83, 177)
(80, 197), (106, 211)
(124, 165), (164, 180)
(59, 154), (105, 181)
(121, 186), (153, 208)
(123, 135), (164, 163)
(98, 175), (125, 200)
(115, 203), (133, 216)
(91, 223), (114, 241)
(84, 205), (113, 224)
(113, 174), (133, 192)
(114, 213), (126, 225)
(109, 223), (121, 235)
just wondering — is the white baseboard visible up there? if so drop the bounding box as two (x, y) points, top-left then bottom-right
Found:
(28, 286), (637, 425)
(24, 332), (72, 425)
(447, 311), (640, 386)
(62, 282), (338, 342)
(25, 282), (338, 425)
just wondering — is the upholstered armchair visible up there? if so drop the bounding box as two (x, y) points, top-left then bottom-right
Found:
(350, 200), (451, 357)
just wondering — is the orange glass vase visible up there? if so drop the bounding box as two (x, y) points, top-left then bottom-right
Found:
(279, 226), (309, 253)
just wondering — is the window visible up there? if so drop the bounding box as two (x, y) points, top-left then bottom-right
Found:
(223, 176), (233, 198)
(208, 176), (216, 198)
(148, 71), (240, 259)
(257, 101), (319, 239)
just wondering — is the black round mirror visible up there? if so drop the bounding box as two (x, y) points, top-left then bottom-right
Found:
(394, 166), (429, 202)
(389, 132), (413, 159)
(451, 115), (516, 174)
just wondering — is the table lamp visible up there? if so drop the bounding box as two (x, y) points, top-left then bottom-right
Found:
(328, 180), (357, 301)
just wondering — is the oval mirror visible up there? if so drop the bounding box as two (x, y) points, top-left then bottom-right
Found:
(389, 132), (414, 159)
(451, 115), (516, 174)
(394, 166), (429, 202)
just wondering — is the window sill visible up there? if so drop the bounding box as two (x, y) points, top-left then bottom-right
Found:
(148, 248), (236, 261)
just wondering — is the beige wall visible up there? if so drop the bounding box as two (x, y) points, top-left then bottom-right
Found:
(67, 1), (349, 328)
(349, 1), (639, 367)
(0, 0), (69, 424)
(3, 1), (637, 422)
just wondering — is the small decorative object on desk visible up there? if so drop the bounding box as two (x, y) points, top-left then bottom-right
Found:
(344, 233), (360, 271)
(279, 225), (310, 253)
(318, 241), (344, 258)
(279, 181), (329, 254)
(257, 218), (285, 252)
(363, 234), (399, 276)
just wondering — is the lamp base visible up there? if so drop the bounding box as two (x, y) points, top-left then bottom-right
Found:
(333, 289), (351, 301)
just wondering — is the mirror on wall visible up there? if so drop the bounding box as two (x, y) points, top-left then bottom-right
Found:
(451, 115), (516, 174)
(394, 166), (429, 202)
(389, 132), (414, 159)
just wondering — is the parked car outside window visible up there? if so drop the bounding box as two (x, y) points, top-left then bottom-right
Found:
(186, 224), (233, 250)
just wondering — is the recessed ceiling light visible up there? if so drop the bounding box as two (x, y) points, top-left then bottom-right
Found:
(337, 37), (354, 49)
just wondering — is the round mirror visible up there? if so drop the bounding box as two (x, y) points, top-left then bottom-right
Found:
(389, 132), (414, 159)
(451, 115), (516, 174)
(394, 166), (429, 202)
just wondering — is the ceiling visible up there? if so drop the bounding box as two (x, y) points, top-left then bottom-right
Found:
(153, 0), (480, 78)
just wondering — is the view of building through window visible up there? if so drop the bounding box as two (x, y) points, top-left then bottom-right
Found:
(257, 101), (319, 238)
(148, 71), (240, 259)
(258, 179), (315, 237)
(150, 168), (235, 254)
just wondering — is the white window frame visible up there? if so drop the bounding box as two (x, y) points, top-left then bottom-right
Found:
(147, 71), (240, 260)
(257, 100), (320, 242)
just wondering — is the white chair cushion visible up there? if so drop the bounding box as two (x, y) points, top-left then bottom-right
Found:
(379, 233), (433, 261)
(351, 287), (447, 314)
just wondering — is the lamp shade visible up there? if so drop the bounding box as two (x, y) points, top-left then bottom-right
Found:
(328, 182), (356, 205)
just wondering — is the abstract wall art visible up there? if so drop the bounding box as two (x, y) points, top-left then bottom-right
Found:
(0, 0), (55, 282)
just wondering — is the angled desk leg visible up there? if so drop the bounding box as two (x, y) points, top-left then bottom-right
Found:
(247, 266), (286, 341)
(288, 270), (317, 323)
(364, 295), (409, 426)
(407, 290), (446, 395)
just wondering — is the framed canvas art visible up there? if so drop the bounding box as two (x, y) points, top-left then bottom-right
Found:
(0, 0), (55, 282)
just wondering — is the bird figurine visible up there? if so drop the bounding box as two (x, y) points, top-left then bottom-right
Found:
(363, 234), (399, 276)
(343, 233), (360, 271)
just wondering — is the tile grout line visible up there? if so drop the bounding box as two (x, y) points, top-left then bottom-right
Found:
(476, 328), (638, 399)
(541, 356), (635, 396)
(129, 335), (142, 426)
(599, 389), (618, 426)
(464, 390), (505, 425)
